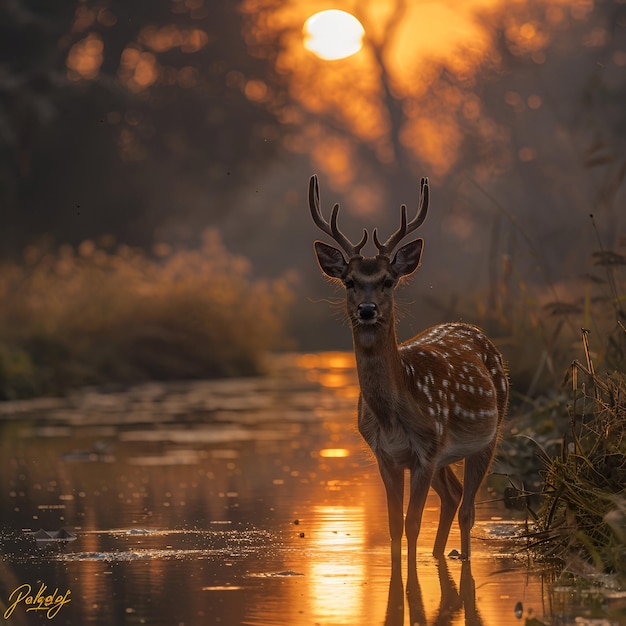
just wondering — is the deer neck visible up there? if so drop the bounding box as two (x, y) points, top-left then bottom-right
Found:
(352, 316), (405, 416)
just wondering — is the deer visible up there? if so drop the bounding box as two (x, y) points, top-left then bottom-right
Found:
(308, 174), (508, 566)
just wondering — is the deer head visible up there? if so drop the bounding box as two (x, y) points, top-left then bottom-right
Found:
(309, 175), (429, 334)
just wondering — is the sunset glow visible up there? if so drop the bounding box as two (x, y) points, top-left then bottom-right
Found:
(303, 10), (365, 60)
(319, 448), (350, 458)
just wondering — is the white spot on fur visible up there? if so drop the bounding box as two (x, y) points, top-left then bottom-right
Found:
(453, 405), (477, 420)
(422, 384), (432, 402)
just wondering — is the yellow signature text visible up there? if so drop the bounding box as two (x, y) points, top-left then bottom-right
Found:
(4, 583), (71, 620)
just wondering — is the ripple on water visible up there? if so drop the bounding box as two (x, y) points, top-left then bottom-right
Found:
(49, 527), (275, 563)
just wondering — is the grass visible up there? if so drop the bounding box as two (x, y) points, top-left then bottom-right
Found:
(0, 231), (293, 399)
(533, 343), (626, 579)
(492, 327), (626, 582)
(471, 220), (626, 584)
(502, 342), (626, 626)
(487, 327), (626, 626)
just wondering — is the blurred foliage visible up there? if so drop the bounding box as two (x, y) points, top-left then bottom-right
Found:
(452, 212), (626, 396)
(281, 0), (626, 359)
(2, 0), (626, 380)
(240, 0), (626, 226)
(0, 231), (294, 399)
(0, 0), (280, 255)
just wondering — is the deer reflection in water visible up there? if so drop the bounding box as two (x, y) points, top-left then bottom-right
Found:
(385, 560), (483, 626)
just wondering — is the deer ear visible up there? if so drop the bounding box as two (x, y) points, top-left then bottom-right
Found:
(391, 239), (423, 277)
(314, 241), (348, 279)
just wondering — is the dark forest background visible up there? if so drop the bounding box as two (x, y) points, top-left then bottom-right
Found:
(1, 0), (625, 398)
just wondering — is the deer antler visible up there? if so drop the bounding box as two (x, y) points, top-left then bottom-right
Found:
(373, 177), (429, 257)
(309, 175), (368, 259)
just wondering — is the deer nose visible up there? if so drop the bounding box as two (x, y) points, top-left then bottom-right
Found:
(357, 303), (377, 320)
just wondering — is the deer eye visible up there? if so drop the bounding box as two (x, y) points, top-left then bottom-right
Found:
(383, 278), (394, 289)
(345, 279), (355, 290)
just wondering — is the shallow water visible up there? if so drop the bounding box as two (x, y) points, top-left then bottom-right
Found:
(0, 353), (608, 625)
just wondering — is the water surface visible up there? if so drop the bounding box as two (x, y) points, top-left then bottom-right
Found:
(0, 353), (561, 625)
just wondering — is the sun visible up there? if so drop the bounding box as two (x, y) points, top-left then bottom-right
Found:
(303, 10), (365, 61)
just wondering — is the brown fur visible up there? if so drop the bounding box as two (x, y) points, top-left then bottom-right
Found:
(309, 175), (509, 567)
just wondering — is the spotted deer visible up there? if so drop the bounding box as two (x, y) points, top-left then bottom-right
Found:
(308, 175), (508, 564)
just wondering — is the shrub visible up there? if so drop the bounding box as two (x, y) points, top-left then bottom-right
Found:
(0, 231), (293, 399)
(534, 334), (626, 578)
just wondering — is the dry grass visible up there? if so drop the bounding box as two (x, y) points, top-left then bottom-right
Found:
(480, 233), (626, 579)
(458, 239), (626, 397)
(491, 328), (626, 595)
(533, 343), (626, 578)
(0, 231), (293, 399)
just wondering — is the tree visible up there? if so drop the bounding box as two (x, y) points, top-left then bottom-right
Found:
(240, 0), (626, 375)
(0, 0), (282, 255)
(239, 0), (626, 278)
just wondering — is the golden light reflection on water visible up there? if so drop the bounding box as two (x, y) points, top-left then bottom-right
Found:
(319, 448), (350, 458)
(249, 467), (552, 626)
(297, 352), (356, 369)
(0, 354), (557, 625)
(306, 505), (367, 622)
(299, 352), (360, 396)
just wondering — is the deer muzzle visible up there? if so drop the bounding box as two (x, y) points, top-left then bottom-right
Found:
(357, 302), (378, 323)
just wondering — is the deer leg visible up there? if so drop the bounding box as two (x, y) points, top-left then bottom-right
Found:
(405, 464), (435, 565)
(431, 466), (462, 557)
(458, 439), (496, 559)
(378, 461), (404, 566)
